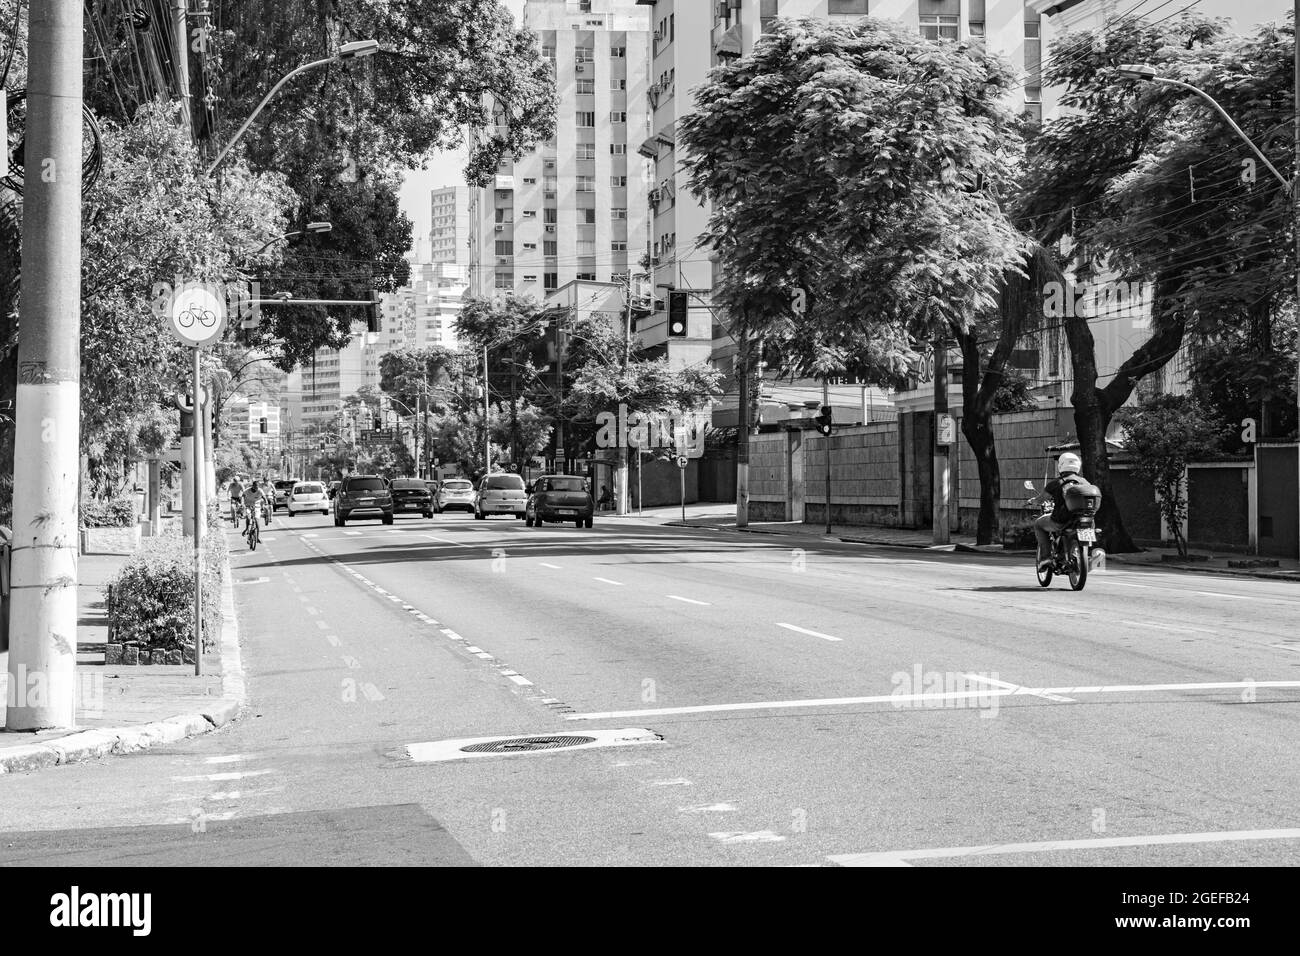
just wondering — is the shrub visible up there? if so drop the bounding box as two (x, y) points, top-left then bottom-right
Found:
(106, 532), (224, 654)
(81, 497), (137, 528)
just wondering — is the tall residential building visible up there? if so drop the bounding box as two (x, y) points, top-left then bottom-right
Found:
(641, 0), (1054, 422)
(468, 0), (653, 302)
(226, 399), (281, 446)
(381, 260), (468, 352)
(285, 325), (382, 431)
(430, 185), (472, 267)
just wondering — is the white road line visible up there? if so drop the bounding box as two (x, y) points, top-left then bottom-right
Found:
(539, 562), (562, 569)
(679, 803), (738, 814)
(710, 831), (786, 844)
(1120, 620), (1215, 634)
(594, 577), (624, 586)
(647, 778), (693, 787)
(828, 828), (1300, 867)
(963, 673), (1075, 704)
(505, 674), (534, 686)
(466, 646), (484, 653)
(325, 634), (341, 647)
(1107, 581), (1154, 589)
(441, 629), (463, 640)
(238, 577), (271, 585)
(564, 680), (1300, 721)
(422, 534), (470, 548)
(343, 531), (362, 536)
(1195, 590), (1252, 600)
(172, 769), (275, 783)
(667, 595), (711, 606)
(203, 754), (258, 765)
(315, 620), (329, 630)
(776, 622), (842, 642)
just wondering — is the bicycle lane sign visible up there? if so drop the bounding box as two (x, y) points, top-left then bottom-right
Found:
(166, 280), (227, 347)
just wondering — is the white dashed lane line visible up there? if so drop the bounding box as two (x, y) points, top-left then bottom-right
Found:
(667, 595), (711, 606)
(539, 562), (562, 569)
(594, 577), (624, 586)
(776, 622), (842, 643)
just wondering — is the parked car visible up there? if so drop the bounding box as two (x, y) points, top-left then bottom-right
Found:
(526, 475), (594, 528)
(474, 473), (527, 520)
(272, 479), (298, 512)
(333, 475), (394, 526)
(435, 478), (475, 514)
(390, 477), (434, 518)
(287, 481), (330, 516)
(328, 480), (341, 500)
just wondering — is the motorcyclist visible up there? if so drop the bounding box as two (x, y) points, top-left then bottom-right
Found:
(1035, 452), (1087, 573)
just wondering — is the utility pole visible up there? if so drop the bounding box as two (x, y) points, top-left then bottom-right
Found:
(932, 332), (950, 546)
(617, 278), (633, 515)
(1294, 0), (1300, 556)
(172, 0), (192, 135)
(823, 376), (832, 535)
(736, 328), (750, 530)
(6, 0), (84, 730)
(483, 344), (491, 476)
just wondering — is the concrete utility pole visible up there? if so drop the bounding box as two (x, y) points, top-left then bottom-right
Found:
(483, 344), (491, 476)
(6, 0), (84, 730)
(172, 0), (192, 135)
(1294, 0), (1300, 554)
(736, 329), (750, 530)
(932, 333), (950, 546)
(823, 376), (832, 535)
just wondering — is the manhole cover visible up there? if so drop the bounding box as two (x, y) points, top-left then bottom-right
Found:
(460, 735), (596, 754)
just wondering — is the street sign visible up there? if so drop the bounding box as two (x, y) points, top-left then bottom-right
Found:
(677, 456), (688, 469)
(167, 280), (227, 347)
(937, 414), (956, 446)
(555, 447), (565, 460)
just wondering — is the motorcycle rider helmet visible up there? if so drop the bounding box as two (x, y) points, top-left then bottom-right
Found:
(1057, 452), (1081, 475)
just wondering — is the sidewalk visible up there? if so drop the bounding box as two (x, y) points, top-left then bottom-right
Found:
(613, 503), (1300, 580)
(0, 528), (245, 774)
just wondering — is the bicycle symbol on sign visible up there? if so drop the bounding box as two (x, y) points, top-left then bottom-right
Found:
(176, 303), (219, 330)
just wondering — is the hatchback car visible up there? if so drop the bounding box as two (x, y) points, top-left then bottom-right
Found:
(435, 478), (475, 514)
(390, 477), (433, 518)
(272, 479), (298, 512)
(526, 475), (594, 528)
(474, 473), (527, 519)
(287, 481), (330, 516)
(333, 475), (394, 526)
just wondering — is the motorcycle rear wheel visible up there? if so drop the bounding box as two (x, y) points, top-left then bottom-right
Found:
(1068, 542), (1088, 591)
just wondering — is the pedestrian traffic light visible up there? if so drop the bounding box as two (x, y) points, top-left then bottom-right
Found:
(815, 405), (833, 436)
(259, 417), (268, 434)
(667, 291), (689, 337)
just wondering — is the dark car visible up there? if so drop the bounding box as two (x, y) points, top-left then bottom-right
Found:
(526, 475), (594, 528)
(333, 475), (394, 526)
(390, 477), (433, 518)
(272, 479), (298, 512)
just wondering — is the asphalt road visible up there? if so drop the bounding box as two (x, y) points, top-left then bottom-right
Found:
(3, 509), (1299, 867)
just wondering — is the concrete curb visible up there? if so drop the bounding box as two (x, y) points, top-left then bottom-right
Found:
(0, 545), (247, 775)
(1107, 555), (1300, 583)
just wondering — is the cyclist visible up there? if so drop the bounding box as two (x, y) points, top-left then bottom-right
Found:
(1035, 452), (1088, 573)
(241, 480), (267, 546)
(228, 476), (245, 525)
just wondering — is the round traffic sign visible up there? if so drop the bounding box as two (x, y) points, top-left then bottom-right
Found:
(676, 455), (688, 469)
(168, 281), (227, 347)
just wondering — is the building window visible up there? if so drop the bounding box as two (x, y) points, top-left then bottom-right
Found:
(1025, 87), (1042, 103)
(576, 272), (596, 281)
(577, 143), (596, 160)
(612, 207), (627, 219)
(969, 21), (985, 37)
(581, 208), (597, 224)
(575, 47), (593, 63)
(610, 143), (627, 155)
(611, 241), (627, 252)
(577, 176), (595, 192)
(577, 239), (596, 256)
(544, 208), (557, 223)
(611, 78), (626, 91)
(670, 13), (674, 40)
(544, 273), (558, 290)
(576, 111), (595, 127)
(544, 240), (558, 256)
(1025, 22), (1040, 39)
(577, 78), (595, 95)
(611, 111), (627, 124)
(611, 46), (625, 58)
(495, 240), (513, 255)
(920, 15), (959, 41)
(542, 45), (555, 60)
(495, 273), (513, 289)
(829, 0), (869, 13)
(611, 175), (627, 187)
(494, 208), (512, 223)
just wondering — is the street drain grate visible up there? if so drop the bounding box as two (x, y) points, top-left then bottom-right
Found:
(461, 735), (597, 754)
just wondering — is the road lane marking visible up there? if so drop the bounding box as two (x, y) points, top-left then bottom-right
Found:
(1120, 620), (1215, 634)
(237, 577), (271, 585)
(710, 831), (786, 844)
(325, 634), (340, 647)
(679, 803), (738, 814)
(505, 674), (534, 686)
(172, 769), (275, 782)
(343, 531), (362, 536)
(668, 595), (711, 606)
(540, 562), (562, 569)
(647, 778), (693, 787)
(361, 683), (385, 702)
(203, 754), (258, 764)
(305, 607), (319, 615)
(422, 534), (470, 548)
(776, 622), (842, 642)
(963, 673), (1074, 704)
(565, 680), (1300, 721)
(1195, 590), (1252, 600)
(594, 577), (624, 586)
(315, 620), (329, 630)
(827, 828), (1300, 867)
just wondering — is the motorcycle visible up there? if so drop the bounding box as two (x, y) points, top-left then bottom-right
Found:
(1023, 479), (1103, 592)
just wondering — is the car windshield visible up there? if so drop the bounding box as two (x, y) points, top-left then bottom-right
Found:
(483, 475), (525, 490)
(545, 477), (587, 493)
(347, 478), (386, 492)
(443, 481), (472, 491)
(295, 483), (323, 494)
(275, 481), (296, 490)
(391, 479), (425, 490)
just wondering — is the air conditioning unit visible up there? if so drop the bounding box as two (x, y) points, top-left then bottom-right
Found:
(494, 224), (504, 232)
(577, 64), (586, 73)
(648, 188), (662, 204)
(647, 83), (661, 107)
(716, 1), (728, 18)
(653, 30), (662, 43)
(545, 225), (556, 233)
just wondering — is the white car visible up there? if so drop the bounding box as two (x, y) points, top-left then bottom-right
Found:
(474, 473), (527, 519)
(287, 481), (330, 516)
(435, 478), (476, 513)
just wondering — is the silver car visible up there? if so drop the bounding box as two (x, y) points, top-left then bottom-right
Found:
(435, 478), (476, 514)
(474, 473), (527, 520)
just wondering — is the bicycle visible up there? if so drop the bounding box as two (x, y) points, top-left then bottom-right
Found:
(243, 509), (261, 551)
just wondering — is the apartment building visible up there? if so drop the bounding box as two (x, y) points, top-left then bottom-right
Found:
(285, 327), (382, 430)
(467, 0), (653, 302)
(381, 260), (468, 352)
(226, 399), (281, 446)
(430, 185), (472, 267)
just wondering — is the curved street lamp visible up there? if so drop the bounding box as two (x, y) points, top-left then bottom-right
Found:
(206, 40), (381, 177)
(248, 221), (333, 260)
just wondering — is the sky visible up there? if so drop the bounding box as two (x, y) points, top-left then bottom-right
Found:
(396, 0), (1294, 253)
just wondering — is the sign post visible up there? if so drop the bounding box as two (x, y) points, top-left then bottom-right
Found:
(677, 455), (688, 522)
(167, 282), (227, 676)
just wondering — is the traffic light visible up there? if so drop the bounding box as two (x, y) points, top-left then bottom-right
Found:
(366, 291), (382, 334)
(667, 291), (689, 337)
(259, 417), (268, 434)
(319, 438), (326, 450)
(373, 415), (382, 430)
(815, 405), (833, 437)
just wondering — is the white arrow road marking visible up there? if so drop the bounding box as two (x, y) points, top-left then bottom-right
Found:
(710, 831), (786, 844)
(828, 828), (1300, 867)
(776, 622), (841, 642)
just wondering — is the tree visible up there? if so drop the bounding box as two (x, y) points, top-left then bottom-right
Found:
(1016, 13), (1297, 550)
(378, 346), (462, 414)
(1114, 396), (1227, 557)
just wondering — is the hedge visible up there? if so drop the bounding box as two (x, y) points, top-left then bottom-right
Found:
(81, 497), (137, 528)
(105, 528), (226, 655)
